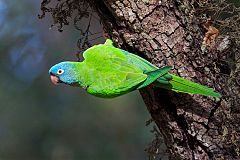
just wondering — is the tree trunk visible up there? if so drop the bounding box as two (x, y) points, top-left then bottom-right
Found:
(89, 0), (240, 159)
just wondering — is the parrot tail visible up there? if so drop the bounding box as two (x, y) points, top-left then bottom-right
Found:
(155, 74), (221, 97)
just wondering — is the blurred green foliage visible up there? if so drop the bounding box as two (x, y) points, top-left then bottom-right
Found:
(0, 1), (152, 160)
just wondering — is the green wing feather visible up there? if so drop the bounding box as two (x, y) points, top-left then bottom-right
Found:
(82, 44), (147, 98)
(121, 49), (221, 97)
(137, 66), (172, 89)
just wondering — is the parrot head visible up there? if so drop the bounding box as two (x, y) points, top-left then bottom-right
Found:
(49, 62), (79, 86)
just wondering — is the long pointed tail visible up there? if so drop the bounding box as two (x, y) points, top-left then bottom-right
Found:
(156, 74), (221, 97)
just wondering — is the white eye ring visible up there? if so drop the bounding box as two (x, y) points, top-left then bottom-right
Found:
(57, 69), (64, 75)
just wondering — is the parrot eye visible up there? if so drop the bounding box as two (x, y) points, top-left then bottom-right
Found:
(57, 69), (64, 75)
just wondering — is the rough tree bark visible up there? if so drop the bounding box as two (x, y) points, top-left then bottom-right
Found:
(88, 0), (240, 159)
(40, 0), (240, 159)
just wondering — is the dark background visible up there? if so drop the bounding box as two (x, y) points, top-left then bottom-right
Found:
(0, 1), (152, 160)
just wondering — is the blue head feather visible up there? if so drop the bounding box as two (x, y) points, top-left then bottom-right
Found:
(49, 61), (78, 85)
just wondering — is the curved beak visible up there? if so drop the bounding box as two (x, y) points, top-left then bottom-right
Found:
(50, 74), (59, 85)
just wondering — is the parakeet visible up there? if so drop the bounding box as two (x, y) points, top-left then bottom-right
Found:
(49, 39), (221, 98)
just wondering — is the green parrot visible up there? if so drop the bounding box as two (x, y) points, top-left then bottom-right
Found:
(49, 39), (221, 98)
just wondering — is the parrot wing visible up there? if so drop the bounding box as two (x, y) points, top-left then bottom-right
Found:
(137, 66), (172, 89)
(82, 44), (147, 98)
